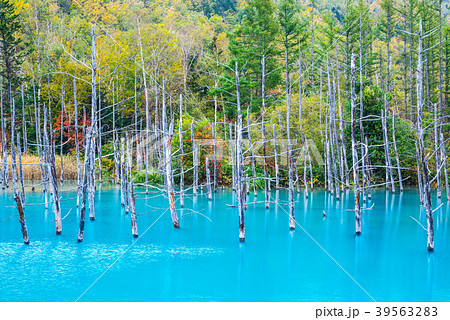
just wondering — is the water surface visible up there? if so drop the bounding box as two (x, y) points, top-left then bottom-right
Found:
(0, 183), (449, 301)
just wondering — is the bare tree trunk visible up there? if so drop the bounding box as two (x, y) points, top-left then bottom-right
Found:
(247, 107), (257, 197)
(365, 136), (372, 200)
(138, 21), (150, 195)
(206, 157), (212, 200)
(327, 54), (339, 199)
(49, 132), (62, 234)
(359, 16), (367, 202)
(262, 56), (269, 208)
(303, 137), (309, 198)
(382, 109), (395, 192)
(124, 134), (130, 214)
(1, 78), (7, 189)
(162, 79), (179, 228)
(21, 85), (28, 154)
(229, 123), (235, 191)
(127, 134), (138, 237)
(97, 78), (103, 183)
(415, 142), (424, 204)
(417, 20), (434, 251)
(336, 45), (349, 188)
(440, 132), (449, 201)
(213, 91), (218, 192)
(74, 80), (81, 207)
(60, 83), (65, 182)
(438, 1), (449, 201)
(17, 133), (25, 203)
(285, 48), (295, 230)
(351, 54), (361, 235)
(434, 103), (441, 198)
(191, 121), (198, 195)
(235, 62), (245, 241)
(14, 190), (29, 244)
(43, 104), (50, 210)
(120, 137), (126, 208)
(179, 94), (185, 207)
(77, 129), (92, 242)
(273, 124), (279, 190)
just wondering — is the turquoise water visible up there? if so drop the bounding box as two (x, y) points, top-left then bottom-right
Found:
(0, 183), (449, 302)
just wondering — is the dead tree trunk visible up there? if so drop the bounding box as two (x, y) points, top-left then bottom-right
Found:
(74, 80), (82, 207)
(179, 94), (185, 207)
(162, 80), (180, 228)
(77, 128), (92, 242)
(417, 20), (434, 251)
(97, 79), (103, 183)
(434, 103), (441, 198)
(21, 86), (28, 154)
(212, 124), (217, 193)
(120, 137), (126, 207)
(351, 54), (361, 235)
(381, 109), (395, 193)
(17, 133), (25, 203)
(273, 124), (279, 190)
(138, 22), (150, 195)
(11, 108), (29, 244)
(440, 132), (449, 201)
(12, 139), (29, 245)
(127, 135), (138, 237)
(285, 48), (295, 230)
(191, 121), (198, 196)
(235, 62), (245, 241)
(42, 104), (50, 210)
(327, 54), (339, 199)
(261, 55), (269, 208)
(392, 113), (403, 192)
(336, 45), (350, 188)
(206, 157), (212, 200)
(415, 142), (424, 204)
(1, 78), (7, 189)
(60, 84), (65, 182)
(247, 107), (257, 197)
(303, 136), (309, 199)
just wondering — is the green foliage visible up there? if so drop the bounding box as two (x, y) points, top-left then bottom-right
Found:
(0, 0), (30, 104)
(226, 0), (281, 117)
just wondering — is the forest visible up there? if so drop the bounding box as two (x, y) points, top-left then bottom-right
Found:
(0, 0), (449, 253)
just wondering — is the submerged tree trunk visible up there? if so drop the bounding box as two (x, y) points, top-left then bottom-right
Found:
(11, 107), (29, 244)
(381, 109), (395, 193)
(206, 157), (212, 200)
(351, 54), (361, 235)
(273, 124), (279, 190)
(417, 21), (434, 251)
(285, 48), (295, 230)
(179, 95), (185, 207)
(127, 134), (138, 237)
(191, 121), (198, 196)
(235, 62), (245, 241)
(74, 80), (82, 207)
(77, 128), (92, 242)
(392, 113), (403, 192)
(162, 80), (179, 228)
(262, 55), (269, 208)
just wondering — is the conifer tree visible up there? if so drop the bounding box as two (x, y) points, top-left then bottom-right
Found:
(0, 0), (28, 107)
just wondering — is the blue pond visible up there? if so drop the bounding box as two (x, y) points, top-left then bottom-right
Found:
(0, 183), (449, 302)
